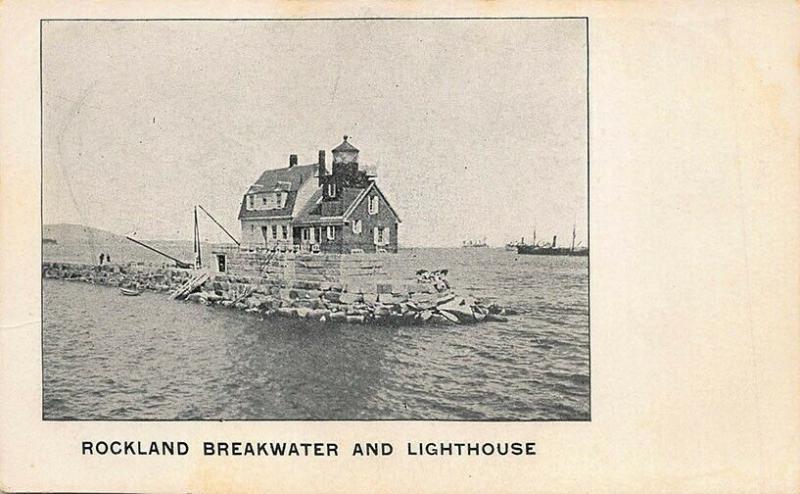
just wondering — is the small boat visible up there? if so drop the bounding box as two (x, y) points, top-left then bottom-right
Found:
(120, 287), (142, 296)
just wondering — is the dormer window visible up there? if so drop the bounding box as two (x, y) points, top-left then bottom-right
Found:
(327, 183), (337, 198)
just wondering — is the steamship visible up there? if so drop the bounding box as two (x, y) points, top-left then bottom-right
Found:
(516, 225), (588, 257)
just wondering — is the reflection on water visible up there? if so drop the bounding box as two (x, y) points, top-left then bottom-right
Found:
(43, 248), (589, 420)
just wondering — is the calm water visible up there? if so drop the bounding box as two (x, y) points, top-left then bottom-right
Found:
(43, 247), (589, 420)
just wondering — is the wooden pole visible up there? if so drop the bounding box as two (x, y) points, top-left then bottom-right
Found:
(194, 206), (202, 269)
(125, 236), (192, 268)
(198, 204), (240, 246)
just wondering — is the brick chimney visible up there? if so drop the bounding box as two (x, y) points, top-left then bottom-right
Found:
(318, 150), (326, 185)
(289, 154), (298, 168)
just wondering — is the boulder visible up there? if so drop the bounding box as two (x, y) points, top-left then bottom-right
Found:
(437, 309), (460, 323)
(277, 307), (296, 318)
(339, 292), (361, 304)
(330, 311), (347, 322)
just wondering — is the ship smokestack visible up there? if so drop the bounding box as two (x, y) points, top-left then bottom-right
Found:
(289, 154), (298, 168)
(552, 235), (557, 247)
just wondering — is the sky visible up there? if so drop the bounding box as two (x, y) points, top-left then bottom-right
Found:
(42, 19), (587, 248)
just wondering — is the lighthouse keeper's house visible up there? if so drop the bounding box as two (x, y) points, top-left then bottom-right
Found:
(237, 136), (400, 254)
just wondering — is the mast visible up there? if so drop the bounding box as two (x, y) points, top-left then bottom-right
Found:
(193, 206), (202, 269)
(571, 223), (576, 251)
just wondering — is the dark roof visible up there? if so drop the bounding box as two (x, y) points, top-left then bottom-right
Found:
(238, 163), (317, 220)
(248, 163), (317, 194)
(332, 136), (359, 153)
(291, 189), (323, 224)
(292, 187), (365, 226)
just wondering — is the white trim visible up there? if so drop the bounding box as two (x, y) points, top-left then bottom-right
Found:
(341, 182), (376, 219)
(341, 182), (402, 223)
(242, 215), (294, 220)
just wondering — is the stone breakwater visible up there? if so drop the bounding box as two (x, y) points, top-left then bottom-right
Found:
(42, 261), (514, 326)
(42, 262), (195, 291)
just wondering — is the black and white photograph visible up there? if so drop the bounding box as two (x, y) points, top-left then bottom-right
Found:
(41, 18), (589, 421)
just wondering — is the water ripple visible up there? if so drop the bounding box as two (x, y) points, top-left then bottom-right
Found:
(43, 248), (589, 420)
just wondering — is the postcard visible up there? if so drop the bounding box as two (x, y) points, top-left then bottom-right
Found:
(1, 1), (798, 493)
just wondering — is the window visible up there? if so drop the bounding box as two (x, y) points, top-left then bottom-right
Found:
(216, 254), (227, 273)
(279, 192), (287, 208)
(373, 226), (390, 246)
(261, 226), (268, 242)
(250, 225), (255, 232)
(368, 195), (379, 215)
(272, 225), (278, 240)
(327, 226), (336, 240)
(281, 225), (288, 239)
(262, 197), (267, 205)
(327, 183), (337, 198)
(301, 228), (309, 241)
(352, 219), (363, 234)
(247, 196), (253, 209)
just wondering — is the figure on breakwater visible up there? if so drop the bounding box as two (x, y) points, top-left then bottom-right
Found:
(41, 256), (516, 326)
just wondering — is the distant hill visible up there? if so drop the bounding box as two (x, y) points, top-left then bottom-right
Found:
(42, 224), (128, 245)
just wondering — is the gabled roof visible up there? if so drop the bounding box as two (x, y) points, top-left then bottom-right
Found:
(332, 136), (359, 153)
(292, 188), (363, 226)
(238, 163), (317, 220)
(342, 181), (402, 223)
(247, 163), (317, 194)
(291, 182), (401, 226)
